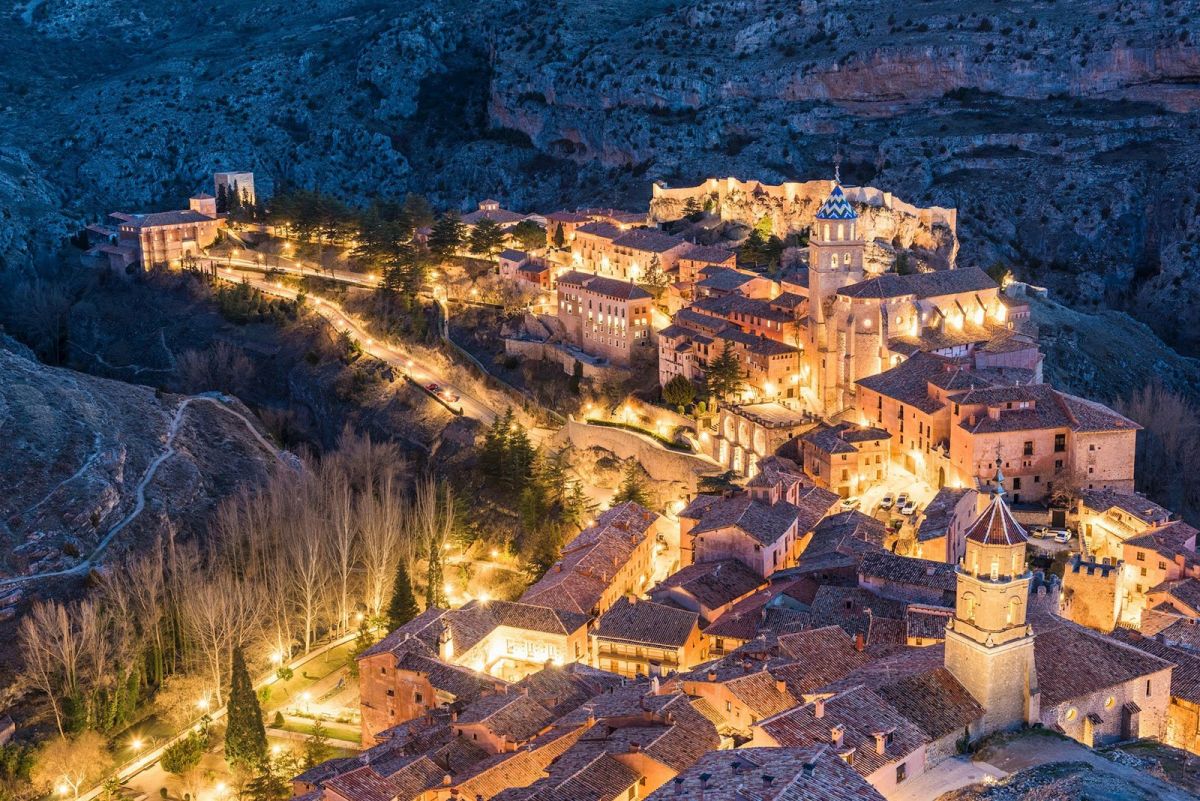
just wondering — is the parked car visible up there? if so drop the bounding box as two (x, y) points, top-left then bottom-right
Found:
(425, 382), (440, 393)
(896, 492), (910, 508)
(899, 501), (918, 516)
(879, 494), (896, 511)
(1028, 525), (1051, 539)
(841, 496), (861, 511)
(1052, 530), (1072, 544)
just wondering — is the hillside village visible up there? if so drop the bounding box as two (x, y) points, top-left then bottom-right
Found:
(59, 167), (1200, 801)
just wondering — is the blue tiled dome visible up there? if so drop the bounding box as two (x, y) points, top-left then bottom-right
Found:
(815, 184), (858, 221)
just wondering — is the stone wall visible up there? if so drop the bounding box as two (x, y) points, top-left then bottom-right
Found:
(564, 419), (716, 495)
(503, 338), (624, 382)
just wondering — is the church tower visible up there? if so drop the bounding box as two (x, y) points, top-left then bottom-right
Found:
(944, 466), (1040, 737)
(807, 174), (865, 413)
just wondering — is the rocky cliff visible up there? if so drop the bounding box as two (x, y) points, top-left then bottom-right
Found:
(2, 0), (1199, 352)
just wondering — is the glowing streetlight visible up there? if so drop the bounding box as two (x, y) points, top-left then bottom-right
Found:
(196, 697), (210, 711)
(56, 784), (70, 797)
(270, 652), (283, 665)
(130, 736), (144, 752)
(477, 591), (491, 604)
(271, 744), (282, 756)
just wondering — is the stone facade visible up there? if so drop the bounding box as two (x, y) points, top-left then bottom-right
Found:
(555, 270), (653, 365)
(710, 402), (811, 478)
(116, 208), (223, 270)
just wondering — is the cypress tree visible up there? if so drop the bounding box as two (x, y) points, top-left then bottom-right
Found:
(224, 646), (268, 773)
(386, 563), (420, 630)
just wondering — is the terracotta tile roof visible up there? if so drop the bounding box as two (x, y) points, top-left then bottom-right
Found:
(822, 645), (983, 740)
(1031, 613), (1174, 708)
(689, 494), (800, 546)
(724, 669), (799, 718)
(855, 352), (950, 413)
(697, 266), (759, 291)
(858, 551), (956, 594)
(643, 746), (887, 801)
(529, 753), (639, 801)
(916, 488), (975, 542)
(693, 293), (793, 323)
(808, 586), (907, 638)
(121, 209), (217, 228)
(499, 248), (529, 261)
(955, 383), (1138, 436)
(801, 512), (888, 564)
(456, 693), (555, 742)
(362, 607), (449, 658)
(1079, 489), (1172, 526)
(321, 754), (444, 801)
(837, 266), (995, 300)
(962, 490), (1027, 546)
(756, 685), (930, 777)
(556, 270), (652, 300)
(703, 581), (809, 643)
(575, 220), (621, 239)
(681, 243), (736, 264)
(770, 291), (807, 311)
(1125, 521), (1200, 562)
(396, 652), (494, 704)
(611, 228), (686, 253)
(906, 605), (953, 641)
(454, 726), (587, 800)
(1155, 617), (1200, 654)
(462, 207), (527, 225)
(1150, 578), (1200, 614)
(515, 664), (626, 719)
(650, 559), (765, 612)
(522, 502), (658, 616)
(1112, 630), (1200, 703)
(594, 597), (699, 649)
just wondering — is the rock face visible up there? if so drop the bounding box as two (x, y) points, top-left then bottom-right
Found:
(1, 0), (1200, 352)
(0, 339), (279, 581)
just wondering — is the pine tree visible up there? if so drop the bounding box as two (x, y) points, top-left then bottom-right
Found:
(682, 197), (702, 218)
(479, 409), (514, 480)
(224, 646), (268, 773)
(403, 193), (434, 229)
(614, 460), (650, 508)
(662, 374), (696, 408)
(425, 539), (445, 609)
(302, 720), (332, 769)
(216, 184), (229, 214)
(511, 219), (546, 252)
(704, 343), (746, 402)
(428, 212), (465, 260)
(386, 563), (420, 630)
(503, 424), (536, 492)
(469, 218), (506, 257)
(552, 222), (566, 250)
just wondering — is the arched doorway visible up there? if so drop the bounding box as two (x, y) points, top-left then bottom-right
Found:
(937, 467), (946, 489)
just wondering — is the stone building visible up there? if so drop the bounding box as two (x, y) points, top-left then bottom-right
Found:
(461, 197), (530, 228)
(942, 470), (1040, 738)
(709, 402), (810, 477)
(1074, 488), (1173, 562)
(855, 351), (1137, 499)
(112, 201), (223, 271)
(798, 421), (891, 499)
(913, 487), (979, 564)
(679, 457), (839, 577)
(521, 501), (664, 617)
(555, 270), (653, 365)
(590, 597), (705, 677)
(1061, 555), (1125, 633)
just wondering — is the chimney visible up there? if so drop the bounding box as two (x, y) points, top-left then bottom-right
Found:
(450, 710), (458, 722)
(775, 679), (787, 694)
(731, 759), (743, 775)
(814, 698), (825, 719)
(761, 775), (775, 788)
(443, 774), (452, 786)
(873, 731), (887, 755)
(830, 724), (844, 748)
(629, 742), (641, 753)
(802, 762), (816, 778)
(673, 776), (685, 795)
(854, 632), (865, 652)
(707, 669), (717, 682)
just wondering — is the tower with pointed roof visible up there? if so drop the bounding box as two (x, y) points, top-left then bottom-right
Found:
(944, 465), (1040, 737)
(808, 173), (866, 412)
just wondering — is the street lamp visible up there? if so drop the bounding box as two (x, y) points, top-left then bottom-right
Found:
(131, 736), (144, 752)
(300, 691), (312, 713)
(197, 697), (210, 712)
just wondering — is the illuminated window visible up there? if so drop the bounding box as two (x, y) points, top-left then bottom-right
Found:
(1065, 708), (1078, 721)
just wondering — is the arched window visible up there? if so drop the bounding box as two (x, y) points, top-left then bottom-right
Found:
(990, 558), (1000, 580)
(837, 223), (844, 240)
(842, 252), (850, 265)
(824, 223), (830, 241)
(961, 592), (977, 623)
(1006, 596), (1022, 626)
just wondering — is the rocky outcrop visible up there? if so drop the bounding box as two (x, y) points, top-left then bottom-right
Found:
(0, 340), (279, 580)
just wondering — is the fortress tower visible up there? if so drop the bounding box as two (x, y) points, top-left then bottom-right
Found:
(944, 466), (1040, 737)
(807, 176), (865, 413)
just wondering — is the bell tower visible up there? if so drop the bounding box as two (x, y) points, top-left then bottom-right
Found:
(807, 170), (865, 414)
(944, 466), (1039, 738)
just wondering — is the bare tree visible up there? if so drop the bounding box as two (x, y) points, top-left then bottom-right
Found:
(359, 471), (408, 618)
(178, 340), (254, 395)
